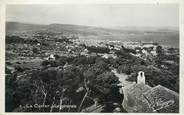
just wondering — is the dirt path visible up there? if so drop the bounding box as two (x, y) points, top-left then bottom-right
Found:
(111, 69), (133, 87)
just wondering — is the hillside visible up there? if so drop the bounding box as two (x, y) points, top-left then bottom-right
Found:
(6, 22), (179, 48)
(6, 22), (115, 35)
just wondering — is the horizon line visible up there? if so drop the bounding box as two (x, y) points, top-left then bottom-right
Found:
(6, 21), (179, 30)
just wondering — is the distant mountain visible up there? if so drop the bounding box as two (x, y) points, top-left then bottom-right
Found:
(6, 22), (116, 35)
(7, 22), (178, 34)
(6, 22), (46, 33)
(108, 26), (179, 32)
(6, 22), (179, 48)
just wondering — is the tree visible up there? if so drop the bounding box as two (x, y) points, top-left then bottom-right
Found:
(86, 46), (110, 54)
(117, 64), (132, 75)
(156, 45), (163, 56)
(32, 47), (39, 54)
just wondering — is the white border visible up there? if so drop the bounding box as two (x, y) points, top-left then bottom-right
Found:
(0, 0), (183, 114)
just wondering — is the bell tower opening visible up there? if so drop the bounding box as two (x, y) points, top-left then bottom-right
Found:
(137, 71), (145, 84)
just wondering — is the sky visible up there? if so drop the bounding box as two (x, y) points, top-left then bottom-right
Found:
(6, 4), (179, 28)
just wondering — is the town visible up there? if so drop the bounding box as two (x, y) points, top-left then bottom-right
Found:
(6, 28), (179, 112)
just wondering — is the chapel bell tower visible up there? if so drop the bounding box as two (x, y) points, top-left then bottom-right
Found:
(137, 71), (145, 84)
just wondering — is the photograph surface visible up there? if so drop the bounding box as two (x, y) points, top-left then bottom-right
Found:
(5, 4), (179, 113)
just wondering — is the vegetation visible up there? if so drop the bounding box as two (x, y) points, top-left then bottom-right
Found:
(6, 36), (39, 44)
(6, 55), (122, 112)
(86, 46), (110, 54)
(5, 29), (179, 112)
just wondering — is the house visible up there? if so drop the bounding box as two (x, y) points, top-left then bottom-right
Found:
(122, 71), (179, 113)
(141, 42), (158, 48)
(143, 85), (179, 113)
(101, 53), (117, 59)
(80, 48), (89, 56)
(141, 42), (158, 56)
(46, 54), (56, 61)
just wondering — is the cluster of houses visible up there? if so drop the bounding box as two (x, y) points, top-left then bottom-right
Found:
(10, 31), (167, 64)
(78, 40), (159, 61)
(11, 30), (160, 63)
(130, 42), (158, 61)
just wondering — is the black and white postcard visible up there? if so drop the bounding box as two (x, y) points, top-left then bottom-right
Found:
(0, 0), (183, 114)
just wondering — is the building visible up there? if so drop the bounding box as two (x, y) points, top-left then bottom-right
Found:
(141, 42), (158, 48)
(124, 42), (141, 49)
(122, 71), (179, 113)
(137, 71), (145, 84)
(80, 48), (89, 56)
(46, 54), (56, 61)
